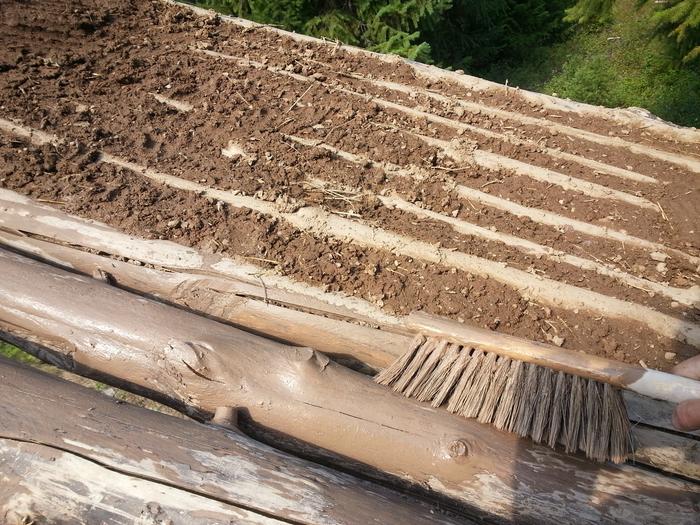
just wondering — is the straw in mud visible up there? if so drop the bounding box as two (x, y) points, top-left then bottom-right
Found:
(375, 336), (632, 463)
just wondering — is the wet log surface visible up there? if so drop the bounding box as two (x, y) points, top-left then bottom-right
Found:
(0, 191), (698, 480)
(0, 248), (698, 524)
(0, 356), (462, 525)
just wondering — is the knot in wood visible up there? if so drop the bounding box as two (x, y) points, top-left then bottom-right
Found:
(291, 346), (330, 371)
(447, 439), (469, 458)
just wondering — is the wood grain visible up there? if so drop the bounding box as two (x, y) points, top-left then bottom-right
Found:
(0, 200), (697, 480)
(1, 248), (698, 524)
(0, 356), (460, 525)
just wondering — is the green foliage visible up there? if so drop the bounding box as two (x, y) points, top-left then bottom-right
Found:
(197, 0), (567, 65)
(548, 55), (622, 106)
(564, 0), (615, 23)
(0, 341), (41, 364)
(493, 1), (700, 126)
(200, 0), (453, 61)
(566, 0), (700, 62)
(650, 0), (700, 63)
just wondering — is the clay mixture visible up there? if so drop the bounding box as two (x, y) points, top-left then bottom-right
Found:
(1, 0), (699, 370)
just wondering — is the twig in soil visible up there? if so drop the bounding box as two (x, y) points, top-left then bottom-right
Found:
(233, 90), (253, 109)
(480, 179), (504, 189)
(656, 201), (669, 222)
(274, 117), (295, 132)
(572, 244), (605, 265)
(386, 267), (407, 277)
(285, 84), (314, 114)
(556, 316), (574, 334)
(543, 319), (559, 333)
(331, 210), (362, 218)
(325, 114), (357, 138)
(303, 180), (361, 205)
(244, 256), (281, 266)
(283, 141), (299, 153)
(625, 281), (654, 295)
(432, 165), (472, 173)
(670, 190), (693, 199)
(36, 199), (67, 205)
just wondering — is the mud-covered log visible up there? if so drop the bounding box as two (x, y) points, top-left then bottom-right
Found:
(0, 196), (697, 480)
(1, 248), (698, 524)
(0, 356), (459, 525)
(1, 440), (283, 525)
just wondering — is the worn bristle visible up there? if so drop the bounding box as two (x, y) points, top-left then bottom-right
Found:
(431, 346), (470, 407)
(511, 363), (540, 436)
(596, 383), (614, 462)
(392, 338), (435, 393)
(583, 380), (600, 459)
(547, 371), (568, 449)
(446, 349), (483, 414)
(607, 383), (633, 463)
(530, 367), (554, 443)
(564, 375), (584, 453)
(416, 343), (461, 402)
(375, 337), (633, 463)
(375, 334), (425, 387)
(404, 340), (449, 398)
(460, 352), (498, 418)
(477, 356), (511, 423)
(492, 359), (522, 429)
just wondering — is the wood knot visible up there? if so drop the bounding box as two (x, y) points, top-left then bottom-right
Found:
(290, 347), (330, 371)
(447, 439), (470, 459)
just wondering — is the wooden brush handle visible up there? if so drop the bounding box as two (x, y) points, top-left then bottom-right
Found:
(406, 312), (700, 404)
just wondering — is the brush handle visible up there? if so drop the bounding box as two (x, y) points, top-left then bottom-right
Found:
(406, 312), (700, 404)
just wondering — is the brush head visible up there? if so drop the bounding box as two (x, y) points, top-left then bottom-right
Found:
(376, 336), (632, 463)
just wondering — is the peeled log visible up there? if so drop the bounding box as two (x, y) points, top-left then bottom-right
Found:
(0, 248), (698, 524)
(0, 203), (697, 480)
(0, 357), (456, 525)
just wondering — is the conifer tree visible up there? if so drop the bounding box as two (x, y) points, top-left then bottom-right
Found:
(651, 0), (700, 63)
(199, 0), (572, 66)
(565, 0), (699, 63)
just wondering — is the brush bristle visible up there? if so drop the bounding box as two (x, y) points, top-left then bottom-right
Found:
(375, 337), (633, 463)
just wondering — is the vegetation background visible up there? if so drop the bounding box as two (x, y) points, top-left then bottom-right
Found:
(193, 0), (700, 127)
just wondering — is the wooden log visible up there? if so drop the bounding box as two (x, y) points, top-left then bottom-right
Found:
(0, 356), (460, 525)
(624, 390), (700, 437)
(0, 248), (698, 524)
(0, 209), (697, 479)
(0, 188), (402, 328)
(1, 440), (285, 525)
(630, 426), (700, 479)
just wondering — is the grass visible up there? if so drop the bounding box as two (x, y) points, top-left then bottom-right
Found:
(0, 340), (41, 364)
(196, 0), (699, 127)
(479, 0), (700, 127)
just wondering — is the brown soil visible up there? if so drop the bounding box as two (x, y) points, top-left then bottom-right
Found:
(0, 0), (698, 372)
